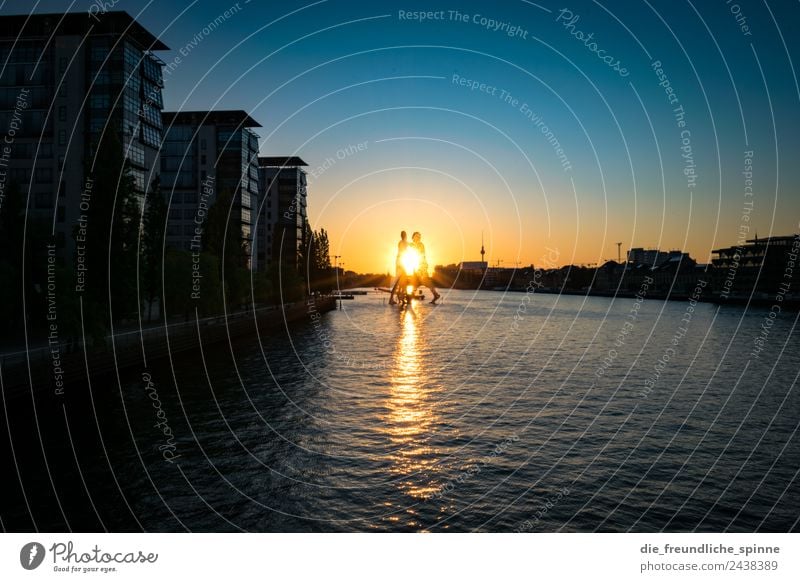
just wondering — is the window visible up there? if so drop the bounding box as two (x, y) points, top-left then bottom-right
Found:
(161, 156), (194, 172)
(142, 55), (163, 86)
(140, 104), (161, 128)
(125, 143), (145, 167)
(141, 123), (161, 147)
(34, 192), (51, 208)
(90, 45), (109, 62)
(143, 79), (163, 109)
(58, 130), (66, 146)
(35, 167), (52, 183)
(166, 125), (195, 141)
(10, 142), (30, 158)
(130, 168), (145, 191)
(58, 106), (67, 122)
(90, 93), (111, 109)
(57, 206), (65, 222)
(123, 43), (142, 73)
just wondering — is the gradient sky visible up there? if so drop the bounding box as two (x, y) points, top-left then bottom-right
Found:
(18, 0), (800, 273)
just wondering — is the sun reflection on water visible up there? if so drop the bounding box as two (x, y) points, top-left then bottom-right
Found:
(385, 303), (440, 500)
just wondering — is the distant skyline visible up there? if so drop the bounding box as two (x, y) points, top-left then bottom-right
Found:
(17, 0), (800, 273)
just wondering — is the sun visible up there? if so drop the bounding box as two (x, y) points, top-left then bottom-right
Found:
(400, 247), (421, 274)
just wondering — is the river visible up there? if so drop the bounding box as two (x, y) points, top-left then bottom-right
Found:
(12, 289), (799, 532)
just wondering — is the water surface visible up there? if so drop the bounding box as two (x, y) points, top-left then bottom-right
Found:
(110, 289), (800, 532)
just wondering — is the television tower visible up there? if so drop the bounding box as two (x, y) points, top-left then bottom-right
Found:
(481, 232), (486, 264)
(616, 242), (622, 263)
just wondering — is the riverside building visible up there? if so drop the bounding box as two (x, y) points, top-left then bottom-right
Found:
(0, 11), (168, 262)
(161, 110), (261, 269)
(255, 156), (308, 272)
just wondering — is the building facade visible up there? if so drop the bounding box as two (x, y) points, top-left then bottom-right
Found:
(0, 11), (167, 261)
(161, 110), (260, 268)
(712, 235), (800, 298)
(255, 156), (308, 272)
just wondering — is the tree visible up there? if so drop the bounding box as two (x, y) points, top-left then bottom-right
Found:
(204, 188), (248, 308)
(162, 250), (192, 320)
(251, 269), (272, 305)
(305, 227), (333, 293)
(140, 177), (167, 322)
(0, 180), (25, 340)
(79, 130), (141, 336)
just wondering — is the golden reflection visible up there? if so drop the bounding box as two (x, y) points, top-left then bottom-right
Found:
(385, 304), (440, 499)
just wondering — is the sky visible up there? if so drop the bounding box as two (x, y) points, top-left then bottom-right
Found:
(14, 0), (800, 273)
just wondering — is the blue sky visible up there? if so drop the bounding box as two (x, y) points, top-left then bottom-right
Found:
(14, 0), (800, 271)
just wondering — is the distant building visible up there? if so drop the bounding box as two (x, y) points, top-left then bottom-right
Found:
(627, 247), (688, 266)
(459, 261), (488, 271)
(434, 264), (481, 289)
(0, 11), (168, 261)
(255, 156), (308, 272)
(649, 254), (704, 296)
(595, 253), (708, 297)
(483, 267), (518, 289)
(712, 235), (800, 298)
(161, 110), (261, 268)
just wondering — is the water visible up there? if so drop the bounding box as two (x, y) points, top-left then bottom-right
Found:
(79, 291), (800, 531)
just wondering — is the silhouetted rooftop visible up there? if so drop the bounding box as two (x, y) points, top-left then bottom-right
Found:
(0, 11), (168, 51)
(259, 156), (308, 167)
(163, 110), (262, 128)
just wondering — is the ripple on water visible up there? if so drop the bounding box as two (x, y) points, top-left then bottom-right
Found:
(112, 291), (800, 531)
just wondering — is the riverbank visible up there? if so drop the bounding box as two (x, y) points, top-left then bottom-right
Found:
(488, 286), (800, 310)
(0, 296), (336, 400)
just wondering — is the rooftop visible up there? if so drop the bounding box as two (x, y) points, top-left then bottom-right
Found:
(712, 234), (799, 254)
(162, 110), (262, 128)
(259, 156), (308, 167)
(0, 11), (168, 51)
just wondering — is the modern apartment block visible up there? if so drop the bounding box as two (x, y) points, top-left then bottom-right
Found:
(160, 110), (261, 268)
(712, 235), (800, 298)
(255, 156), (308, 272)
(0, 11), (167, 261)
